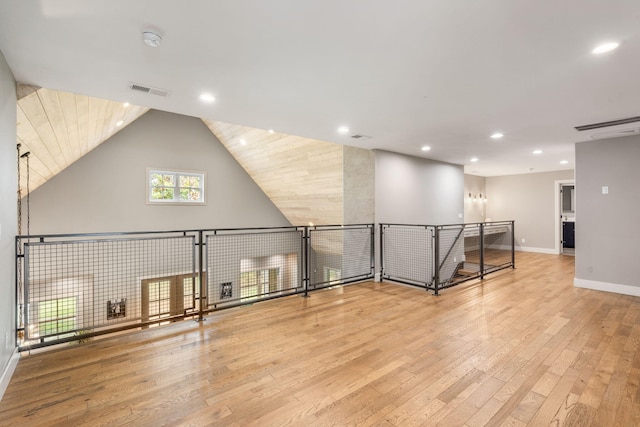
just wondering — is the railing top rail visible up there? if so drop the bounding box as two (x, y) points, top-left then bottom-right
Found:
(16, 229), (201, 240)
(381, 220), (514, 229)
(379, 223), (437, 229)
(308, 223), (374, 230)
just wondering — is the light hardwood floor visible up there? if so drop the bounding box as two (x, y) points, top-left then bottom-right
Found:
(1, 252), (639, 426)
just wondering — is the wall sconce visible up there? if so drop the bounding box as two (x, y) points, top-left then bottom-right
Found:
(468, 192), (487, 203)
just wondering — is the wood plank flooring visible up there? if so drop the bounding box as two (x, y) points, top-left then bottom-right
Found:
(2, 252), (640, 426)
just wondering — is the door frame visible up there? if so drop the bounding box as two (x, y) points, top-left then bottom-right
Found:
(554, 178), (575, 255)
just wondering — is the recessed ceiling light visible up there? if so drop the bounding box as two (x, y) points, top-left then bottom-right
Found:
(490, 132), (504, 139)
(268, 129), (275, 134)
(533, 149), (543, 155)
(470, 157), (479, 162)
(421, 145), (431, 152)
(337, 126), (350, 135)
(240, 139), (247, 146)
(592, 42), (619, 55)
(123, 102), (130, 108)
(116, 120), (124, 127)
(560, 160), (569, 165)
(199, 93), (216, 103)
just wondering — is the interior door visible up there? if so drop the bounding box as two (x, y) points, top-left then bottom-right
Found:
(141, 276), (185, 324)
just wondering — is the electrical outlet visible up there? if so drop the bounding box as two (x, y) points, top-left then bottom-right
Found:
(521, 238), (526, 244)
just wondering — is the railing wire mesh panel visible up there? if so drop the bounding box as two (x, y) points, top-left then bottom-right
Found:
(482, 221), (515, 274)
(381, 224), (434, 287)
(22, 233), (195, 345)
(206, 228), (304, 308)
(308, 225), (374, 289)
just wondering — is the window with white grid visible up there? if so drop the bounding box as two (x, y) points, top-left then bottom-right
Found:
(147, 168), (206, 204)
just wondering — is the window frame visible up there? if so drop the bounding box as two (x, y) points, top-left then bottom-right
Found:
(147, 168), (207, 205)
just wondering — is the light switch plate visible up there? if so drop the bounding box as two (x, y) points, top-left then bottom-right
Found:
(602, 186), (609, 194)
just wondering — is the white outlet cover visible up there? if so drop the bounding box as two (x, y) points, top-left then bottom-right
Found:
(602, 186), (609, 194)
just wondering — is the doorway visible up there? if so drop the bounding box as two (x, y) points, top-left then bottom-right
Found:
(557, 181), (575, 255)
(141, 273), (200, 325)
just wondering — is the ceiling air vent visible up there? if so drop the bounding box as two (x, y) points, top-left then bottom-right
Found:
(129, 82), (171, 97)
(590, 127), (640, 140)
(351, 134), (372, 140)
(575, 116), (640, 131)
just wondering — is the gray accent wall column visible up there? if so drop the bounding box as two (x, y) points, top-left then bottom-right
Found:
(575, 135), (640, 295)
(343, 145), (375, 224)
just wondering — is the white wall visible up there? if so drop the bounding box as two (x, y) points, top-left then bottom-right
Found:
(375, 150), (464, 225)
(0, 50), (18, 398)
(464, 174), (486, 223)
(27, 110), (291, 234)
(575, 135), (640, 295)
(486, 170), (574, 253)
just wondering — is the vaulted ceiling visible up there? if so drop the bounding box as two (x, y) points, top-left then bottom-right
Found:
(16, 86), (148, 194)
(3, 1), (639, 180)
(15, 86), (350, 228)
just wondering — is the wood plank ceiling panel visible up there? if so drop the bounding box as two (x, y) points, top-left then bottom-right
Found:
(16, 86), (149, 196)
(203, 119), (344, 227)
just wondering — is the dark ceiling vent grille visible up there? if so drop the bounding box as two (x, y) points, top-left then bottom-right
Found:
(130, 84), (151, 93)
(575, 116), (640, 131)
(351, 134), (372, 140)
(129, 82), (170, 97)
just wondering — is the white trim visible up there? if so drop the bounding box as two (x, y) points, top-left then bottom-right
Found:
(0, 348), (19, 402)
(517, 246), (557, 255)
(489, 243), (556, 255)
(574, 278), (640, 297)
(554, 178), (575, 255)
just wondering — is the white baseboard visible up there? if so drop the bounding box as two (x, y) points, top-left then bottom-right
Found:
(517, 246), (557, 255)
(574, 278), (640, 297)
(0, 348), (19, 402)
(488, 243), (556, 255)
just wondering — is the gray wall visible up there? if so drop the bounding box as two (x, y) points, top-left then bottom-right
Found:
(486, 170), (574, 252)
(464, 174), (487, 223)
(575, 135), (640, 293)
(375, 150), (464, 225)
(0, 50), (17, 392)
(27, 110), (291, 234)
(343, 146), (375, 224)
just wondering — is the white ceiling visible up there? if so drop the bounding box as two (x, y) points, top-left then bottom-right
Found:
(1, 1), (639, 176)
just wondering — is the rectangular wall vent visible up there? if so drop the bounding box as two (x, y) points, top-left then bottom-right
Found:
(575, 116), (640, 131)
(129, 82), (171, 97)
(351, 134), (372, 140)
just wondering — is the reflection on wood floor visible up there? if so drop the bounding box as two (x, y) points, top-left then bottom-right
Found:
(1, 252), (637, 426)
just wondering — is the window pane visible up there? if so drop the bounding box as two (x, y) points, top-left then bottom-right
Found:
(150, 174), (162, 186)
(151, 188), (174, 200)
(162, 174), (175, 186)
(179, 175), (189, 187)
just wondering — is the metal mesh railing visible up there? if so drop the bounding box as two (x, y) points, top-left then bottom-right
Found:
(205, 227), (305, 308)
(380, 224), (435, 287)
(16, 221), (511, 348)
(308, 224), (374, 290)
(482, 221), (515, 274)
(381, 221), (515, 294)
(20, 231), (197, 346)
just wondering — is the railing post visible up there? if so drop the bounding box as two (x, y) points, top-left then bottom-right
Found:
(379, 224), (384, 282)
(370, 224), (375, 280)
(434, 226), (440, 295)
(303, 226), (310, 297)
(511, 221), (516, 269)
(479, 223), (485, 279)
(197, 230), (206, 322)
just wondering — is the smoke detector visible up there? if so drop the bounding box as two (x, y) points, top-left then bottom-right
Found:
(142, 31), (162, 48)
